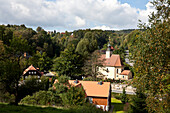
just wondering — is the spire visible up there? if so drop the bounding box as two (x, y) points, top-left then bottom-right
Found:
(106, 43), (111, 58)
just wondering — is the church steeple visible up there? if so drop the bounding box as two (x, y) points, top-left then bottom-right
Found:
(106, 43), (111, 58)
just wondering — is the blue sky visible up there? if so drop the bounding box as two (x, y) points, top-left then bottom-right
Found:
(119, 0), (149, 10)
(0, 0), (154, 32)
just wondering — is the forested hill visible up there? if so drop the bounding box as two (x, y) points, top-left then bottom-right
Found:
(0, 24), (136, 56)
(0, 24), (139, 72)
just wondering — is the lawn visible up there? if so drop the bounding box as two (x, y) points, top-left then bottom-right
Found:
(0, 103), (67, 113)
(111, 98), (125, 113)
(0, 103), (106, 113)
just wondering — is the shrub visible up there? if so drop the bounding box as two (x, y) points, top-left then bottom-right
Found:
(83, 76), (95, 81)
(120, 88), (128, 104)
(61, 86), (86, 107)
(20, 90), (61, 106)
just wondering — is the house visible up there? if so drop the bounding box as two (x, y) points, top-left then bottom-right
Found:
(119, 70), (132, 80)
(22, 65), (43, 80)
(98, 44), (132, 80)
(69, 80), (111, 111)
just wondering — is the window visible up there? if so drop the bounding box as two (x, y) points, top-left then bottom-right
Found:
(89, 97), (93, 103)
(117, 69), (119, 73)
(29, 72), (31, 74)
(117, 75), (118, 77)
(123, 76), (124, 78)
(106, 68), (109, 72)
(32, 72), (34, 74)
(34, 72), (36, 74)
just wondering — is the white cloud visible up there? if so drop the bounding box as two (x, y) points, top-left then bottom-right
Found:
(91, 25), (120, 30)
(0, 0), (155, 30)
(75, 16), (86, 27)
(138, 2), (156, 25)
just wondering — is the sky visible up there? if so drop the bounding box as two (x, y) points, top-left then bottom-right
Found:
(0, 0), (155, 32)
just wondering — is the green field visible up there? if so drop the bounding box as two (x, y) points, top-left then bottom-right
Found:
(0, 103), (106, 113)
(111, 98), (126, 113)
(0, 104), (66, 113)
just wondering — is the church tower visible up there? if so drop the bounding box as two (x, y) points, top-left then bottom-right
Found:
(106, 43), (111, 58)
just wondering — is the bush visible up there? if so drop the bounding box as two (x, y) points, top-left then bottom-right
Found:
(61, 86), (86, 107)
(83, 76), (95, 81)
(0, 92), (15, 103)
(120, 88), (128, 104)
(18, 77), (49, 103)
(20, 90), (61, 106)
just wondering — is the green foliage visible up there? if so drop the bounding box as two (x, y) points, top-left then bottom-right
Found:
(120, 88), (128, 104)
(20, 90), (61, 106)
(58, 75), (70, 83)
(29, 51), (52, 71)
(53, 75), (70, 94)
(128, 88), (148, 113)
(53, 44), (84, 78)
(82, 50), (105, 79)
(0, 103), (106, 113)
(76, 32), (98, 57)
(130, 0), (169, 112)
(83, 76), (96, 81)
(54, 82), (68, 94)
(18, 76), (50, 102)
(61, 86), (86, 106)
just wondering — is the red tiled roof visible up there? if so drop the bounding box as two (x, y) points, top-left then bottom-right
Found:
(120, 70), (131, 75)
(23, 65), (42, 75)
(69, 80), (110, 97)
(110, 46), (114, 50)
(99, 54), (122, 67)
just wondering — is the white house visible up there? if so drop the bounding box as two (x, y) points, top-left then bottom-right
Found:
(98, 44), (132, 80)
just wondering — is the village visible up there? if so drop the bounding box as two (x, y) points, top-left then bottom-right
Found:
(20, 43), (135, 112)
(0, 0), (169, 113)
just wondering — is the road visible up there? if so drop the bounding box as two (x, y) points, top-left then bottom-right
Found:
(112, 89), (136, 95)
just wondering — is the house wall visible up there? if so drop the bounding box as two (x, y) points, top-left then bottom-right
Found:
(23, 70), (41, 80)
(98, 66), (123, 79)
(98, 66), (115, 79)
(118, 71), (132, 80)
(91, 97), (109, 111)
(115, 67), (124, 77)
(92, 97), (108, 105)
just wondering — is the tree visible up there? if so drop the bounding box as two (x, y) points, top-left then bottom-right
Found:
(76, 32), (98, 57)
(53, 75), (70, 94)
(29, 51), (52, 72)
(120, 87), (128, 104)
(0, 36), (30, 105)
(36, 26), (43, 32)
(82, 50), (105, 79)
(53, 44), (84, 78)
(128, 88), (148, 113)
(130, 0), (169, 112)
(61, 86), (86, 106)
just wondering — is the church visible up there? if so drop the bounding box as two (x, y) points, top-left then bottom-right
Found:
(98, 44), (132, 80)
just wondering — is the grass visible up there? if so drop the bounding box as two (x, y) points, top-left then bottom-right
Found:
(0, 103), (67, 113)
(0, 103), (106, 113)
(111, 98), (125, 113)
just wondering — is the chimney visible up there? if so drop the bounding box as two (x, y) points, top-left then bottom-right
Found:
(74, 79), (78, 84)
(98, 81), (103, 85)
